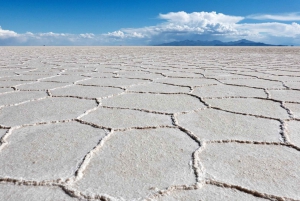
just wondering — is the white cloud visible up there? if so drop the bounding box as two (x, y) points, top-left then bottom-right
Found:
(248, 13), (300, 21)
(0, 26), (18, 39)
(237, 22), (300, 37)
(79, 33), (95, 39)
(1, 11), (300, 46)
(107, 11), (247, 44)
(109, 11), (300, 45)
(159, 11), (244, 24)
(105, 30), (145, 39)
(0, 27), (106, 46)
(105, 30), (126, 38)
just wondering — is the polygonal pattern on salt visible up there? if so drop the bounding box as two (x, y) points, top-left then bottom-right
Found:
(192, 84), (267, 98)
(0, 97), (96, 126)
(16, 81), (70, 91)
(221, 78), (285, 89)
(156, 77), (219, 87)
(200, 143), (300, 200)
(50, 85), (124, 99)
(205, 98), (290, 119)
(177, 109), (281, 141)
(0, 91), (47, 107)
(102, 93), (206, 113)
(74, 128), (198, 200)
(0, 47), (299, 200)
(81, 107), (172, 129)
(0, 122), (106, 180)
(128, 82), (190, 93)
(77, 77), (149, 87)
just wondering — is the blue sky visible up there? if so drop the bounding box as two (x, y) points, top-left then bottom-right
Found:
(1, 0), (300, 45)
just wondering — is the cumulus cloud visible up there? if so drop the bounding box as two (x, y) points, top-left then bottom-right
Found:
(1, 11), (300, 45)
(108, 11), (300, 45)
(104, 11), (249, 44)
(248, 13), (300, 21)
(159, 11), (244, 24)
(0, 26), (18, 39)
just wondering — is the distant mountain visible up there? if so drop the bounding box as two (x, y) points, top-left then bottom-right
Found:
(155, 39), (285, 46)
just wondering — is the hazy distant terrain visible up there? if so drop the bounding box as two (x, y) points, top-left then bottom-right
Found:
(156, 39), (285, 46)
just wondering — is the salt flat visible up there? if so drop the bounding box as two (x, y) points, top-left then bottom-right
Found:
(0, 47), (299, 201)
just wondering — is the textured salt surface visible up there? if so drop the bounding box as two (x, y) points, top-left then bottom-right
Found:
(0, 47), (299, 201)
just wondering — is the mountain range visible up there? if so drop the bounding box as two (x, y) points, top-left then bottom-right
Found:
(155, 39), (285, 46)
